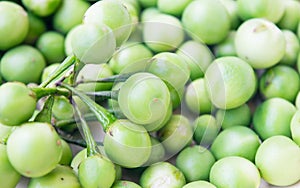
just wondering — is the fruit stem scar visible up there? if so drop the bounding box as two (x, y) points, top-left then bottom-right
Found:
(253, 24), (267, 33)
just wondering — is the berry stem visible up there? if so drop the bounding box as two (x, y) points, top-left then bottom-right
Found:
(60, 83), (117, 132)
(39, 55), (77, 88)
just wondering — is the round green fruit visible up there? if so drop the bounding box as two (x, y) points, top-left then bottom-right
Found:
(182, 0), (231, 44)
(6, 122), (63, 177)
(210, 156), (260, 188)
(237, 0), (285, 23)
(253, 97), (296, 140)
(71, 23), (116, 64)
(176, 145), (216, 182)
(0, 82), (37, 126)
(259, 65), (300, 102)
(204, 56), (256, 109)
(22, 0), (61, 17)
(140, 162), (186, 188)
(0, 144), (21, 188)
(0, 1), (29, 50)
(255, 136), (300, 186)
(28, 165), (80, 188)
(210, 126), (261, 162)
(1, 45), (46, 84)
(215, 103), (251, 129)
(183, 181), (216, 188)
(235, 18), (285, 69)
(83, 0), (132, 46)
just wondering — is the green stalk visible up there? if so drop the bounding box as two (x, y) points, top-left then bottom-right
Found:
(75, 73), (133, 86)
(61, 83), (116, 132)
(72, 98), (99, 156)
(31, 87), (70, 100)
(68, 60), (85, 85)
(84, 90), (119, 100)
(55, 113), (97, 128)
(39, 55), (77, 88)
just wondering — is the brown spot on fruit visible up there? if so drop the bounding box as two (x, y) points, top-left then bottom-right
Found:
(57, 139), (62, 146)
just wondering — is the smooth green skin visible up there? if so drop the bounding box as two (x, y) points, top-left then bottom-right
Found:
(83, 0), (132, 47)
(140, 7), (161, 22)
(1, 45), (46, 84)
(143, 13), (185, 52)
(52, 96), (74, 121)
(147, 52), (190, 90)
(71, 148), (121, 179)
(59, 139), (73, 166)
(291, 110), (300, 146)
(253, 98), (296, 140)
(79, 155), (116, 188)
(259, 65), (300, 102)
(157, 0), (192, 16)
(193, 115), (220, 146)
(104, 119), (151, 168)
(235, 18), (286, 69)
(143, 102), (172, 132)
(64, 25), (80, 56)
(182, 0), (231, 45)
(278, 0), (300, 32)
(108, 83), (126, 119)
(144, 137), (166, 166)
(109, 43), (153, 74)
(140, 162), (186, 188)
(237, 0), (284, 23)
(115, 164), (122, 181)
(255, 136), (300, 186)
(37, 31), (65, 64)
(71, 23), (116, 64)
(24, 13), (46, 44)
(28, 165), (80, 188)
(53, 0), (90, 34)
(210, 156), (260, 188)
(204, 56), (256, 109)
(220, 0), (240, 29)
(22, 0), (61, 17)
(167, 84), (184, 110)
(0, 144), (21, 188)
(118, 73), (171, 125)
(121, 0), (140, 13)
(71, 149), (87, 175)
(76, 63), (114, 92)
(213, 31), (237, 58)
(210, 126), (261, 162)
(6, 122), (63, 177)
(112, 180), (141, 188)
(279, 30), (300, 66)
(297, 52), (300, 74)
(0, 123), (13, 142)
(138, 0), (157, 8)
(158, 115), (193, 155)
(185, 78), (213, 114)
(122, 2), (139, 29)
(0, 1), (29, 50)
(216, 103), (251, 129)
(126, 28), (142, 45)
(0, 82), (36, 126)
(183, 181), (216, 188)
(177, 40), (214, 80)
(296, 91), (300, 109)
(176, 146), (216, 182)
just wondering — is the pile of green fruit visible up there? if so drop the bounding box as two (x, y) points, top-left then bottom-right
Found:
(1, 0), (300, 187)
